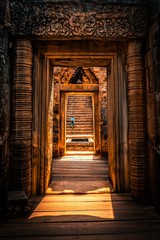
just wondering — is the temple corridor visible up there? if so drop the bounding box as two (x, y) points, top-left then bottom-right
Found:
(1, 1), (160, 239)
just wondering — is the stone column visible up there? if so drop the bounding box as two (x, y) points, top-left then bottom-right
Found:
(128, 41), (147, 199)
(10, 40), (32, 196)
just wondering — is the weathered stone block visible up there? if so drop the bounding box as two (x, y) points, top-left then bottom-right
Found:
(7, 190), (28, 216)
(145, 47), (160, 68)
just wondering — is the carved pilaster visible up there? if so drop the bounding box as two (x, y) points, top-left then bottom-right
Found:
(11, 40), (32, 196)
(128, 41), (146, 199)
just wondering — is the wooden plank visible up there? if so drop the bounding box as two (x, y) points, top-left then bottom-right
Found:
(53, 160), (108, 163)
(30, 201), (157, 212)
(1, 220), (160, 237)
(28, 209), (160, 222)
(52, 174), (108, 177)
(7, 232), (160, 240)
(52, 170), (108, 173)
(4, 209), (160, 224)
(29, 193), (132, 203)
(52, 166), (108, 171)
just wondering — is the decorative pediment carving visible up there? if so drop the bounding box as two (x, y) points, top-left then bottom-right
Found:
(69, 67), (99, 84)
(10, 2), (147, 39)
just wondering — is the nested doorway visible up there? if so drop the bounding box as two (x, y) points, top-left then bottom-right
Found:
(60, 91), (100, 155)
(30, 40), (129, 195)
(65, 93), (95, 154)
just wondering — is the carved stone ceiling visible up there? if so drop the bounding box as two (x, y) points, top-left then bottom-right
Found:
(9, 1), (147, 39)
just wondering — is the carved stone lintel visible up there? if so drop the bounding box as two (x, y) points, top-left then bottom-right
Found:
(128, 41), (147, 199)
(10, 2), (147, 39)
(10, 40), (32, 196)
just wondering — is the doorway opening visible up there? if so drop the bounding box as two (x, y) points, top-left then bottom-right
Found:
(65, 93), (95, 154)
(31, 39), (129, 194)
(54, 66), (108, 157)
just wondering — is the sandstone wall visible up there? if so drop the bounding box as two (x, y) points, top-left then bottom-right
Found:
(0, 1), (10, 216)
(145, 0), (160, 209)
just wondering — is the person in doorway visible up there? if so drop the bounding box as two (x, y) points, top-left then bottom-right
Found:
(70, 116), (75, 128)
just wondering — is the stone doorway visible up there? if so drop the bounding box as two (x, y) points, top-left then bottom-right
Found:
(53, 66), (108, 157)
(0, 1), (148, 203)
(11, 39), (130, 196)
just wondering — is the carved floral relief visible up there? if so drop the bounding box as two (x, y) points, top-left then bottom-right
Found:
(10, 2), (147, 39)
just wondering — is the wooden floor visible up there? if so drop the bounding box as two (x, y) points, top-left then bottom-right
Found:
(1, 155), (160, 239)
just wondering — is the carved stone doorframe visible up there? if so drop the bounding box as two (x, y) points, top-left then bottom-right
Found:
(11, 39), (148, 198)
(10, 42), (131, 195)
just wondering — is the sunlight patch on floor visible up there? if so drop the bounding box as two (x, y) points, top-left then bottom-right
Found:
(58, 155), (103, 161)
(29, 193), (114, 220)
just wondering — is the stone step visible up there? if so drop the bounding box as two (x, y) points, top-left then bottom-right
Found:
(67, 101), (90, 103)
(66, 121), (93, 125)
(66, 143), (94, 151)
(67, 100), (91, 103)
(66, 115), (92, 117)
(66, 122), (93, 125)
(66, 113), (93, 116)
(66, 146), (94, 152)
(68, 97), (89, 100)
(66, 126), (93, 129)
(68, 97), (91, 99)
(67, 120), (93, 123)
(67, 110), (92, 113)
(66, 131), (93, 135)
(67, 107), (92, 109)
(66, 118), (93, 121)
(67, 123), (93, 126)
(67, 101), (90, 104)
(67, 105), (90, 108)
(66, 128), (93, 131)
(66, 119), (92, 122)
(66, 134), (94, 138)
(67, 113), (92, 116)
(66, 141), (94, 147)
(67, 115), (93, 117)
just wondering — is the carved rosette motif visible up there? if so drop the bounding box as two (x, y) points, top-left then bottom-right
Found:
(128, 41), (147, 199)
(10, 40), (32, 195)
(10, 3), (147, 39)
